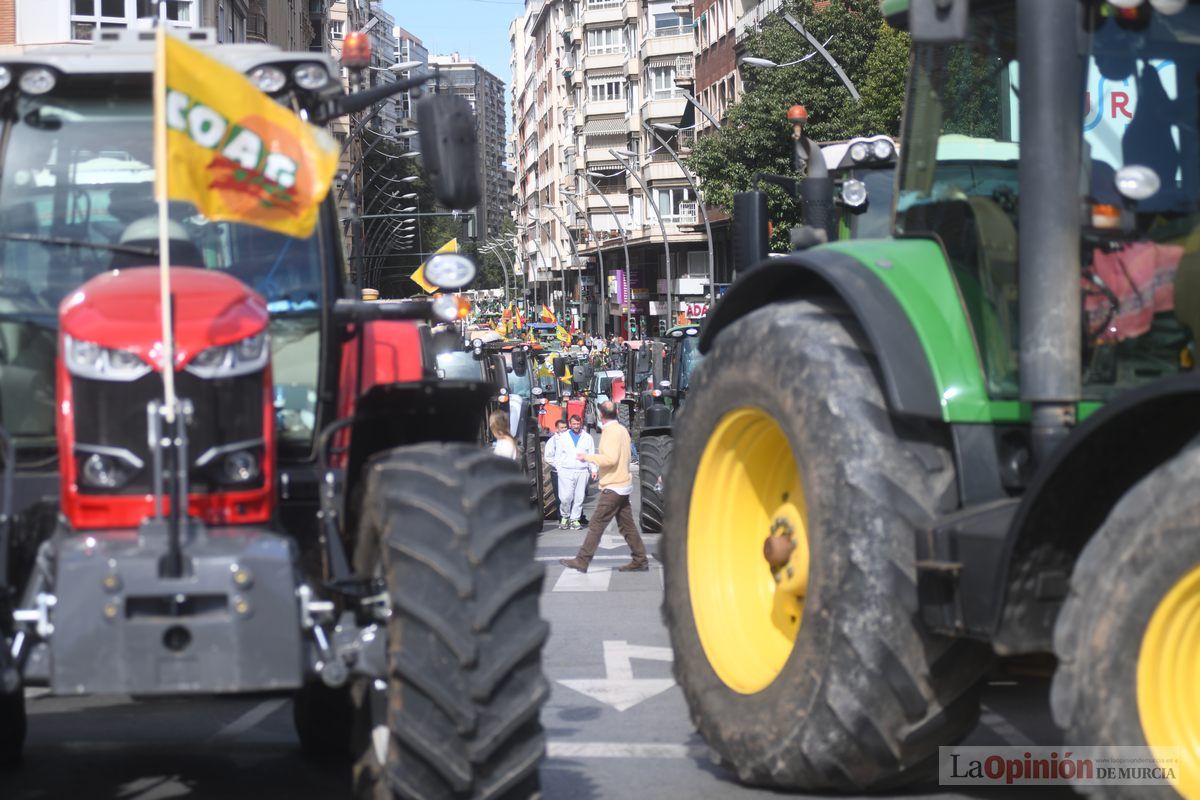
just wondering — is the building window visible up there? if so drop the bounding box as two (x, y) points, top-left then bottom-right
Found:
(586, 26), (625, 54)
(330, 19), (343, 40)
(654, 187), (693, 222)
(653, 11), (692, 37)
(71, 0), (195, 40)
(587, 76), (625, 101)
(647, 65), (678, 99)
(587, 0), (621, 7)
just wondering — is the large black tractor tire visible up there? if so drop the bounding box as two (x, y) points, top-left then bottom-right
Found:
(1052, 447), (1200, 799)
(661, 299), (990, 791)
(293, 679), (353, 757)
(522, 430), (540, 511)
(350, 443), (549, 800)
(540, 461), (558, 521)
(638, 434), (672, 534)
(0, 688), (25, 767)
(616, 401), (632, 432)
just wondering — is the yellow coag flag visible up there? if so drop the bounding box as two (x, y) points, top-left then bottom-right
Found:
(555, 324), (570, 344)
(411, 238), (458, 294)
(154, 30), (339, 238)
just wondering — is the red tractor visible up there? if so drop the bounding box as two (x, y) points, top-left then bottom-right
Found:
(0, 28), (548, 799)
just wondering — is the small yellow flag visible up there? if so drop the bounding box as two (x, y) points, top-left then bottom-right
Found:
(411, 238), (458, 294)
(555, 323), (570, 343)
(154, 30), (339, 238)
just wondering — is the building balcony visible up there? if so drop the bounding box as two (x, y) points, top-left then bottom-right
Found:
(674, 56), (694, 84)
(582, 3), (623, 25)
(642, 30), (693, 59)
(642, 96), (688, 122)
(583, 50), (628, 71)
(585, 98), (626, 117)
(644, 159), (686, 182)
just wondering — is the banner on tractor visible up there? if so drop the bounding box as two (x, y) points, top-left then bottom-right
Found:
(154, 30), (339, 239)
(411, 238), (458, 294)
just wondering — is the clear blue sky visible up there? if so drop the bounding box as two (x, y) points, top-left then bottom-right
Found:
(379, 0), (520, 85)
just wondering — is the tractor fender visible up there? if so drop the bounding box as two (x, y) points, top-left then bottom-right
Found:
(700, 249), (941, 419)
(991, 373), (1200, 653)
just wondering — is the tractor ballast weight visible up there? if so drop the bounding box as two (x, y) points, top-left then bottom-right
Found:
(666, 1), (1200, 795)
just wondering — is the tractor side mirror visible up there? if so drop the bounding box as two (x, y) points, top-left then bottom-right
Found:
(415, 94), (481, 210)
(733, 191), (770, 272)
(908, 0), (968, 43)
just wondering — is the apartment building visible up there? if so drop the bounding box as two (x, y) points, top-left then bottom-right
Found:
(394, 25), (427, 132)
(430, 53), (509, 241)
(511, 0), (709, 336)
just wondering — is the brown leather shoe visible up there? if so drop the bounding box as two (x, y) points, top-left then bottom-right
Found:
(559, 557), (589, 573)
(617, 561), (649, 572)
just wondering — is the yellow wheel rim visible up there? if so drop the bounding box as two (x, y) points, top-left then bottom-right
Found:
(688, 407), (809, 694)
(1137, 563), (1200, 799)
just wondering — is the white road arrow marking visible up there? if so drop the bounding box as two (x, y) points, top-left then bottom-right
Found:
(557, 640), (675, 711)
(597, 534), (627, 550)
(553, 565), (613, 592)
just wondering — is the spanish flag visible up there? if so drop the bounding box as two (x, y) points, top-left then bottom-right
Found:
(514, 305), (525, 328)
(155, 29), (339, 239)
(411, 238), (458, 294)
(540, 304), (556, 324)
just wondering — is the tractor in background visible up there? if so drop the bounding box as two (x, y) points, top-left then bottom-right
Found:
(664, 1), (1200, 796)
(0, 28), (549, 800)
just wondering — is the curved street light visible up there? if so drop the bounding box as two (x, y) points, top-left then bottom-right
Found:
(647, 122), (715, 310)
(561, 190), (606, 338)
(610, 148), (673, 328)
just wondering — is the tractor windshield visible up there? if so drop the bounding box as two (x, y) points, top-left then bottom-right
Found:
(896, 2), (1200, 401)
(0, 78), (328, 453)
(676, 335), (702, 392)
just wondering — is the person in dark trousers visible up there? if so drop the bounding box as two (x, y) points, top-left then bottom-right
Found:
(559, 400), (649, 573)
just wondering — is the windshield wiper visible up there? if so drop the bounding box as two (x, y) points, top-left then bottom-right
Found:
(0, 233), (158, 259)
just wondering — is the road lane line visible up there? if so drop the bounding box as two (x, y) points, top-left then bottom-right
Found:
(547, 741), (708, 759)
(205, 697), (288, 744)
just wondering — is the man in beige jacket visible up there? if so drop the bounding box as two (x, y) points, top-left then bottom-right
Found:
(559, 400), (649, 573)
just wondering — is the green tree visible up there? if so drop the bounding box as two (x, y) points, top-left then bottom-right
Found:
(686, 0), (910, 249)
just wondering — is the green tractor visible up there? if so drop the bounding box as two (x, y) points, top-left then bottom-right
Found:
(663, 1), (1200, 796)
(637, 324), (701, 533)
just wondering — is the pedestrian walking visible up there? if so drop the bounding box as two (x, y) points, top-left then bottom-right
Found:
(559, 400), (649, 573)
(543, 419), (568, 525)
(547, 414), (596, 530)
(490, 410), (519, 461)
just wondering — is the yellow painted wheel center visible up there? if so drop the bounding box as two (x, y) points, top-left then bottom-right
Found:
(688, 407), (809, 694)
(1138, 563), (1200, 799)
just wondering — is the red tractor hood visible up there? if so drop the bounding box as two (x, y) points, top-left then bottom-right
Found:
(59, 267), (268, 370)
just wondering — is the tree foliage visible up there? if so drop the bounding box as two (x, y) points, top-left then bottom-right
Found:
(686, 0), (910, 249)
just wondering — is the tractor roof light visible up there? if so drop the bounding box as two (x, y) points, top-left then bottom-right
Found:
(249, 65), (287, 93)
(19, 67), (56, 95)
(341, 31), (372, 69)
(871, 138), (895, 161)
(848, 141), (870, 163)
(292, 63), (331, 90)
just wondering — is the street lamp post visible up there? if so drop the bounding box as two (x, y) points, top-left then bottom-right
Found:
(648, 123), (715, 311)
(677, 87), (722, 130)
(561, 190), (605, 338)
(536, 217), (568, 319)
(611, 148), (673, 333)
(584, 170), (633, 277)
(544, 203), (581, 332)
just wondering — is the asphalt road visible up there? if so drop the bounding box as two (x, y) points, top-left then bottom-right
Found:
(4, 478), (1072, 800)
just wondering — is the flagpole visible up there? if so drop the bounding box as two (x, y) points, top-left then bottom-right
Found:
(153, 24), (177, 424)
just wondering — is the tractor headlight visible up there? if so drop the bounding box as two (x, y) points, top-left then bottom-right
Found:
(18, 67), (56, 95)
(841, 178), (869, 208)
(849, 141), (869, 162)
(292, 63), (330, 90)
(0, 66), (12, 91)
(249, 65), (288, 93)
(871, 138), (895, 161)
(64, 335), (152, 381)
(185, 332), (270, 378)
(76, 447), (143, 490)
